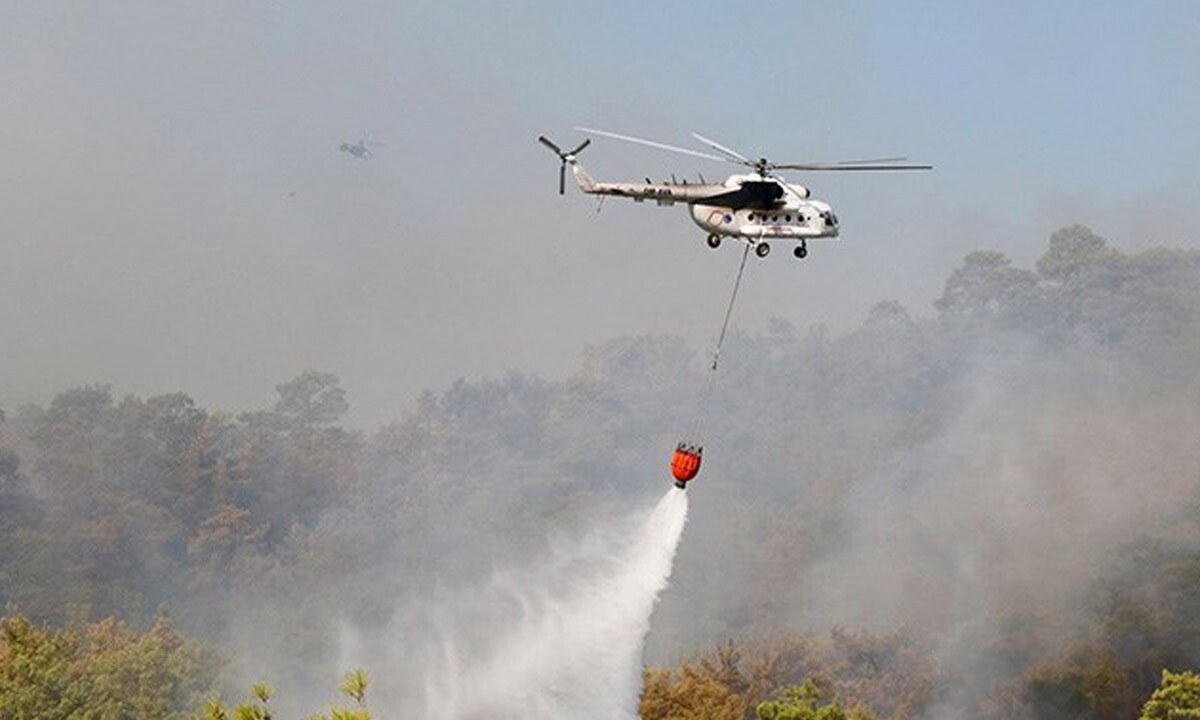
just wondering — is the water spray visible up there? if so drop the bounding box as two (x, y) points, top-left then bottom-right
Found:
(348, 488), (690, 720)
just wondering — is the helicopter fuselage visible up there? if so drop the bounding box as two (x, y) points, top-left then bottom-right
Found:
(689, 200), (838, 241)
(575, 165), (839, 242)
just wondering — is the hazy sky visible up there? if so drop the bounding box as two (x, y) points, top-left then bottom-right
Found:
(2, 1), (1198, 427)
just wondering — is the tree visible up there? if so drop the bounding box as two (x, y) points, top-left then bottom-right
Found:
(1036, 225), (1114, 281)
(191, 682), (273, 720)
(934, 250), (1039, 320)
(193, 670), (372, 720)
(0, 609), (220, 720)
(274, 371), (349, 429)
(756, 679), (876, 720)
(1138, 670), (1200, 720)
(1024, 658), (1134, 720)
(186, 504), (270, 593)
(641, 663), (748, 720)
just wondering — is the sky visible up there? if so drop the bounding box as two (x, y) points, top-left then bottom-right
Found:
(2, 0), (1198, 427)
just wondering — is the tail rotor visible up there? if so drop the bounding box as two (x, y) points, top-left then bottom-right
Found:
(538, 136), (590, 194)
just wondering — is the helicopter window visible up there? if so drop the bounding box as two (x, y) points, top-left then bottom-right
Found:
(785, 215), (791, 222)
(748, 213), (756, 221)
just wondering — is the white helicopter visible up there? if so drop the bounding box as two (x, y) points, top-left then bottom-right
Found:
(539, 127), (930, 259)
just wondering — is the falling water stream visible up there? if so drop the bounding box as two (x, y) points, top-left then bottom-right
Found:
(413, 487), (690, 720)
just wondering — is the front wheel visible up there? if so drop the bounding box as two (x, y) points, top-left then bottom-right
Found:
(755, 242), (770, 258)
(794, 244), (808, 259)
(706, 233), (722, 249)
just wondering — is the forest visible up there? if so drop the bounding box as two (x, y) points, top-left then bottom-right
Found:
(4, 225), (1200, 719)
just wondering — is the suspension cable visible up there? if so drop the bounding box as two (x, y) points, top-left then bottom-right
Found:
(683, 242), (753, 442)
(711, 243), (752, 371)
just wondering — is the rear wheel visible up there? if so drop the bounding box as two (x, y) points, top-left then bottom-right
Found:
(755, 242), (770, 258)
(706, 233), (721, 249)
(794, 244), (808, 259)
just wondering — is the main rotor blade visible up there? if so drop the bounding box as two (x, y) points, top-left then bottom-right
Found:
(690, 132), (751, 163)
(538, 136), (563, 155)
(832, 157), (910, 165)
(568, 138), (591, 156)
(772, 162), (933, 171)
(574, 127), (731, 164)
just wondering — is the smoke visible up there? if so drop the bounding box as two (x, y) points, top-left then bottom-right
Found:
(342, 486), (688, 720)
(763, 330), (1200, 713)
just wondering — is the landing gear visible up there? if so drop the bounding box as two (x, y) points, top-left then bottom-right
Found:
(706, 233), (722, 249)
(793, 241), (808, 259)
(755, 242), (770, 258)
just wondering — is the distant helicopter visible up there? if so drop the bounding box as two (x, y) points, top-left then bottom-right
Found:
(339, 139), (383, 160)
(539, 128), (930, 259)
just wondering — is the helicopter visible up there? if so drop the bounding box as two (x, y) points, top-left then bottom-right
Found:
(539, 127), (930, 259)
(339, 139), (382, 160)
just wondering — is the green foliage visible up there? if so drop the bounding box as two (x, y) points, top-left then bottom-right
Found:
(643, 634), (917, 720)
(1023, 658), (1134, 720)
(312, 710), (371, 720)
(197, 699), (229, 720)
(186, 671), (373, 720)
(189, 684), (273, 720)
(1139, 670), (1200, 719)
(305, 668), (372, 720)
(1036, 224), (1115, 281)
(757, 679), (874, 720)
(0, 609), (220, 720)
(339, 668), (369, 706)
(935, 249), (1039, 319)
(274, 371), (350, 428)
(191, 671), (369, 720)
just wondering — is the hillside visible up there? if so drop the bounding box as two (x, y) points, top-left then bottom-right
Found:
(3, 225), (1200, 718)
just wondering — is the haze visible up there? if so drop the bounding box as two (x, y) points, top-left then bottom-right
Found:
(2, 1), (1197, 427)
